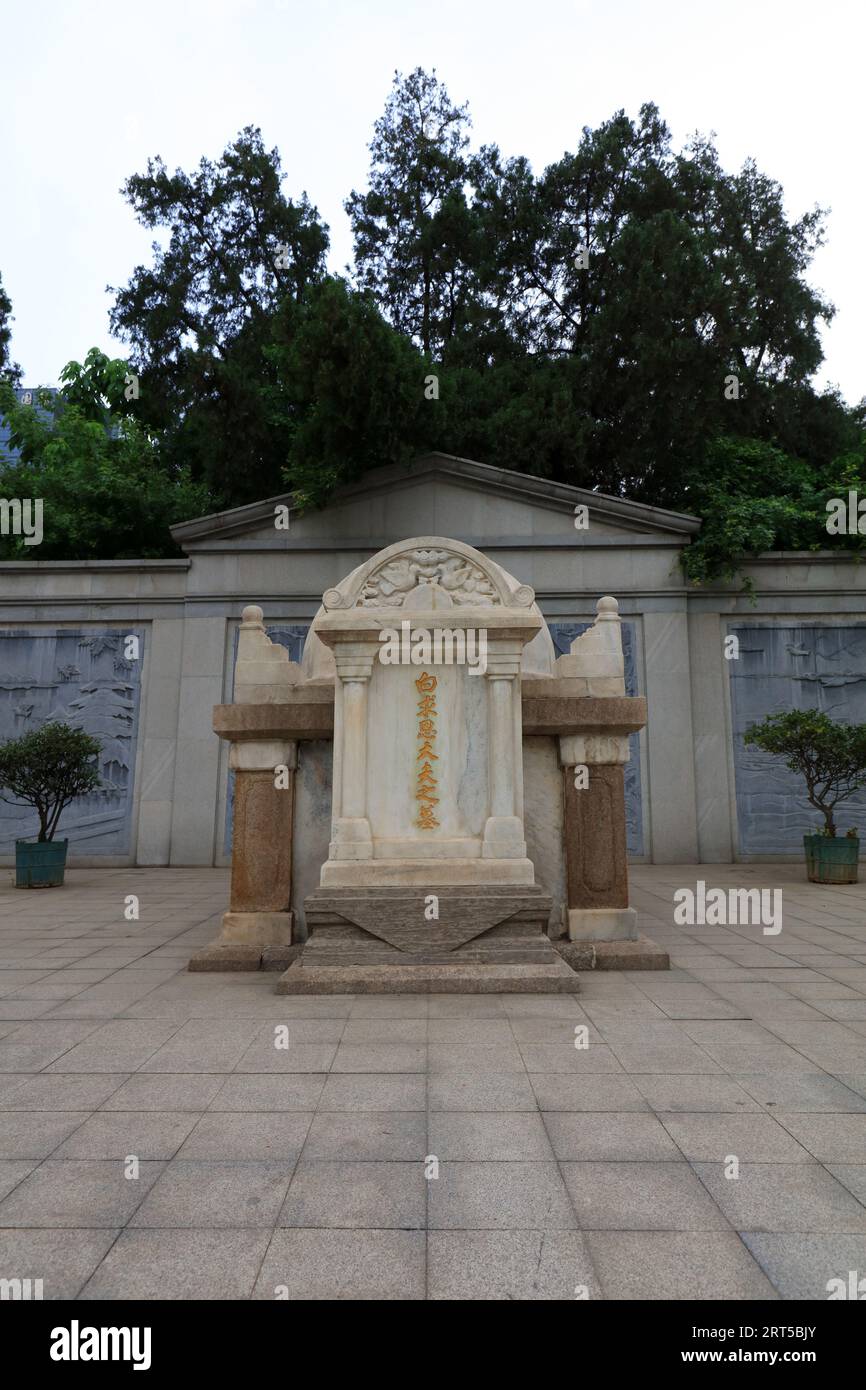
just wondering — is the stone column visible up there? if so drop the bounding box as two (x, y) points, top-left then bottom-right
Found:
(643, 608), (699, 862)
(482, 650), (527, 859)
(219, 738), (297, 947)
(559, 733), (636, 941)
(688, 610), (734, 862)
(169, 613), (227, 865)
(329, 647), (375, 860)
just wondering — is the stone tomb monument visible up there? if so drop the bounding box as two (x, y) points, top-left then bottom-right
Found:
(192, 537), (656, 991)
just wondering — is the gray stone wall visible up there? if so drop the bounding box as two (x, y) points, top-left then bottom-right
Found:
(2, 459), (864, 868)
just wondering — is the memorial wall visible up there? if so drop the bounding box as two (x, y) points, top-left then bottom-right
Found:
(2, 453), (864, 881)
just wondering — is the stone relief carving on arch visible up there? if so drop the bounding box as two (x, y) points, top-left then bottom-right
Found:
(357, 549), (499, 609)
(321, 537), (535, 614)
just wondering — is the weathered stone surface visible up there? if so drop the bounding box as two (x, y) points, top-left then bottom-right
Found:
(521, 692), (647, 737)
(229, 770), (293, 914)
(188, 944), (262, 972)
(594, 937), (670, 970)
(295, 885), (571, 987)
(522, 737), (566, 936)
(218, 911), (293, 947)
(563, 764), (629, 911)
(213, 694), (334, 742)
(276, 960), (580, 994)
(261, 944), (303, 972)
(187, 941), (303, 973)
(555, 936), (670, 971)
(304, 885), (553, 959)
(567, 907), (637, 941)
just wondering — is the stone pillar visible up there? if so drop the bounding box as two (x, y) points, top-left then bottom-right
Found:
(169, 613), (227, 865)
(136, 616), (183, 865)
(643, 609), (699, 862)
(219, 738), (297, 947)
(559, 733), (636, 941)
(688, 610), (734, 862)
(329, 647), (375, 861)
(483, 650), (527, 859)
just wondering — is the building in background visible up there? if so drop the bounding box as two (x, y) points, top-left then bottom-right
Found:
(0, 386), (58, 464)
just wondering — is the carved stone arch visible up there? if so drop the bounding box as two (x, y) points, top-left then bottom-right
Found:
(321, 536), (534, 613)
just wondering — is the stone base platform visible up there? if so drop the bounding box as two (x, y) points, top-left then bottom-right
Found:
(189, 943), (302, 973)
(300, 883), (559, 968)
(188, 934), (668, 976)
(556, 935), (670, 971)
(274, 883), (577, 993)
(275, 960), (580, 994)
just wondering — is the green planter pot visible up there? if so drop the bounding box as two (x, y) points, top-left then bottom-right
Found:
(15, 838), (68, 888)
(803, 834), (859, 885)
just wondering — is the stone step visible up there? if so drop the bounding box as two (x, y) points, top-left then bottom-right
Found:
(275, 960), (581, 994)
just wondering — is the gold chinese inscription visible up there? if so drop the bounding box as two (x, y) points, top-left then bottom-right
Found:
(414, 671), (440, 829)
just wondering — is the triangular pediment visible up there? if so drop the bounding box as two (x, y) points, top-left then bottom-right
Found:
(170, 451), (700, 552)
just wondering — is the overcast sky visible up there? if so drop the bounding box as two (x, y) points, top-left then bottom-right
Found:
(3, 0), (863, 402)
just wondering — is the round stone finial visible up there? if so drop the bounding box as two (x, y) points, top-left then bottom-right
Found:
(241, 604), (264, 626)
(597, 595), (619, 619)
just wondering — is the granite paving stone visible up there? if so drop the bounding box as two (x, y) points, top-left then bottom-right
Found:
(428, 1230), (601, 1300)
(2, 864), (866, 1300)
(253, 1229), (426, 1300)
(279, 1160), (426, 1229)
(562, 1161), (732, 1230)
(79, 1228), (272, 1300)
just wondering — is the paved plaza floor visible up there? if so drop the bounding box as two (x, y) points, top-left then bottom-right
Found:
(1, 863), (866, 1300)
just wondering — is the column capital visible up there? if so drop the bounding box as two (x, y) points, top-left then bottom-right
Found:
(229, 739), (298, 772)
(558, 733), (631, 767)
(484, 656), (522, 680)
(334, 650), (376, 682)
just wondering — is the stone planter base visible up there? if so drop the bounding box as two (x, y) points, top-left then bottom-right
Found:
(804, 834), (859, 885)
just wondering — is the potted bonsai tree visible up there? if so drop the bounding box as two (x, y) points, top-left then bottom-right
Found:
(0, 722), (101, 887)
(744, 709), (866, 884)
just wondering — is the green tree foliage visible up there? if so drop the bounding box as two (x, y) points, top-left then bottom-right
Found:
(681, 435), (866, 587)
(276, 278), (436, 508)
(346, 68), (476, 360)
(0, 271), (21, 383)
(0, 723), (102, 842)
(744, 710), (866, 836)
(0, 351), (211, 559)
(5, 77), (864, 578)
(108, 127), (329, 503)
(353, 94), (848, 507)
(342, 80), (865, 573)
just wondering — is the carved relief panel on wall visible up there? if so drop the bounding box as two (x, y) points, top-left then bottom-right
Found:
(0, 629), (144, 854)
(730, 624), (866, 854)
